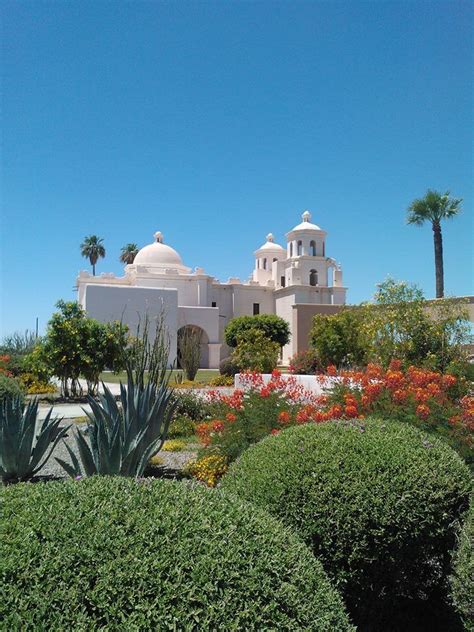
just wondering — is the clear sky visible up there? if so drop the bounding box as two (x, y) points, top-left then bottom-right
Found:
(1, 0), (472, 336)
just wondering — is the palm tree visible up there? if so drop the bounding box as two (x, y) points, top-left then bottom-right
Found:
(407, 190), (462, 298)
(120, 243), (139, 265)
(80, 235), (105, 276)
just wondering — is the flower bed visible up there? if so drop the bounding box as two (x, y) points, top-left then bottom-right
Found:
(190, 365), (473, 485)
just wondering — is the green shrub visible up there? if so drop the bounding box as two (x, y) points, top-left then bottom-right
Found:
(232, 329), (279, 373)
(208, 374), (234, 386)
(0, 477), (354, 630)
(451, 501), (474, 631)
(224, 314), (290, 348)
(167, 414), (196, 438)
(219, 356), (240, 376)
(222, 418), (471, 628)
(0, 374), (25, 404)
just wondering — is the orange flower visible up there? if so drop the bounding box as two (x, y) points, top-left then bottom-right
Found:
(278, 410), (290, 424)
(344, 405), (358, 418)
(326, 365), (337, 376)
(416, 404), (430, 419)
(225, 412), (237, 423)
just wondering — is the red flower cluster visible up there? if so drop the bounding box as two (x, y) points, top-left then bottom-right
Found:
(0, 355), (12, 377)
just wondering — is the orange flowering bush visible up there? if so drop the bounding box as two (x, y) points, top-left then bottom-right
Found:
(191, 364), (473, 485)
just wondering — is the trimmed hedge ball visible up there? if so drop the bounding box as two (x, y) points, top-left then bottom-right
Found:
(451, 501), (474, 631)
(221, 418), (472, 625)
(0, 477), (353, 631)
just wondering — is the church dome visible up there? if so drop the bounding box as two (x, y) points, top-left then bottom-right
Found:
(133, 232), (190, 272)
(255, 233), (286, 254)
(288, 210), (323, 233)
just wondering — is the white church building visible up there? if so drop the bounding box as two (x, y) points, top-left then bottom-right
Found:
(77, 211), (347, 367)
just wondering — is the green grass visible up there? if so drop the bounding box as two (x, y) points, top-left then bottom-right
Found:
(98, 369), (219, 384)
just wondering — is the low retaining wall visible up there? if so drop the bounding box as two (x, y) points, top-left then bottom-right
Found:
(234, 373), (338, 396)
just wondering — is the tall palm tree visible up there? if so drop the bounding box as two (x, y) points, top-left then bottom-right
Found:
(120, 243), (139, 265)
(407, 190), (462, 298)
(80, 235), (105, 276)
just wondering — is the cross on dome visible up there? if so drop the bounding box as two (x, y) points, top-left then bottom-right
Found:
(302, 210), (312, 222)
(154, 231), (164, 243)
(266, 233), (275, 242)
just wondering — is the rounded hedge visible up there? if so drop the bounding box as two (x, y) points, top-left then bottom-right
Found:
(0, 477), (353, 630)
(221, 418), (472, 627)
(451, 501), (474, 631)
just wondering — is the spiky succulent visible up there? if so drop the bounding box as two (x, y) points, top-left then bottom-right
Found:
(0, 397), (68, 483)
(57, 375), (176, 477)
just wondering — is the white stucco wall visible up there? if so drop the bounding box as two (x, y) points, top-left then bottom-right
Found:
(83, 284), (179, 367)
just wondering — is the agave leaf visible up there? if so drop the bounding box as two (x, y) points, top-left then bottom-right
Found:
(75, 429), (97, 476)
(55, 457), (78, 478)
(56, 440), (82, 477)
(136, 434), (167, 477)
(29, 415), (65, 472)
(30, 424), (70, 477)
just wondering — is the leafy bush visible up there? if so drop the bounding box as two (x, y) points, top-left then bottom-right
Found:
(232, 329), (279, 373)
(219, 356), (240, 376)
(19, 373), (56, 394)
(450, 501), (474, 631)
(289, 349), (323, 374)
(0, 374), (25, 404)
(208, 374), (234, 386)
(0, 477), (354, 630)
(224, 314), (290, 348)
(310, 308), (368, 368)
(173, 391), (210, 421)
(167, 414), (196, 438)
(0, 397), (69, 483)
(222, 418), (471, 629)
(57, 376), (175, 478)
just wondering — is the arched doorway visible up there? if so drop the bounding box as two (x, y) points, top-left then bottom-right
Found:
(177, 325), (210, 369)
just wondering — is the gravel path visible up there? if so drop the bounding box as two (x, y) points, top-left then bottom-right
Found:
(39, 424), (198, 479)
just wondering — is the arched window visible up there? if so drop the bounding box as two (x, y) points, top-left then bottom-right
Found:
(309, 240), (316, 256)
(273, 257), (277, 262)
(289, 243), (293, 257)
(297, 240), (303, 256)
(309, 269), (318, 286)
(263, 258), (267, 270)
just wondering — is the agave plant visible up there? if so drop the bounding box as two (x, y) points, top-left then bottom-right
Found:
(0, 397), (68, 483)
(57, 374), (176, 478)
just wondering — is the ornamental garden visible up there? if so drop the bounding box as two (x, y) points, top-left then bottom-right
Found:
(1, 277), (473, 631)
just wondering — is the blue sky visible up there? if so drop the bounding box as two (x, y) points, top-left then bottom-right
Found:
(1, 1), (472, 336)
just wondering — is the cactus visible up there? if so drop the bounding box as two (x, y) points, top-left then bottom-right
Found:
(57, 374), (176, 478)
(0, 397), (69, 483)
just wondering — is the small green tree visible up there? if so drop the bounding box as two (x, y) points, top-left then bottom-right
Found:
(407, 190), (462, 298)
(36, 301), (128, 398)
(232, 329), (279, 373)
(224, 314), (290, 348)
(310, 309), (368, 368)
(80, 235), (105, 276)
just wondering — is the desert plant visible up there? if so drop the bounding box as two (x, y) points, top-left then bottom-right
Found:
(450, 501), (474, 631)
(222, 418), (471, 629)
(219, 356), (240, 376)
(0, 477), (354, 630)
(57, 376), (176, 477)
(173, 390), (210, 421)
(167, 415), (196, 439)
(224, 314), (290, 348)
(177, 325), (202, 381)
(0, 397), (69, 483)
(232, 329), (279, 373)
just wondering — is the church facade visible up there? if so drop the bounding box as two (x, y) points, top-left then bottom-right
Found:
(77, 211), (347, 366)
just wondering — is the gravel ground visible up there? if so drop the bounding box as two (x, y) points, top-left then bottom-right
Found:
(38, 424), (198, 479)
